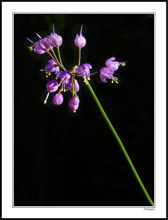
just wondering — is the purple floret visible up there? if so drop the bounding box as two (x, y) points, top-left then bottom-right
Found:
(60, 71), (71, 85)
(69, 95), (80, 112)
(53, 92), (64, 105)
(46, 80), (58, 93)
(74, 25), (86, 48)
(44, 59), (60, 73)
(76, 63), (92, 80)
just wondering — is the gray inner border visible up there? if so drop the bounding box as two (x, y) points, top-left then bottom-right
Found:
(12, 12), (156, 209)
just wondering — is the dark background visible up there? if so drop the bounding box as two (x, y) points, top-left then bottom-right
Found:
(14, 14), (154, 206)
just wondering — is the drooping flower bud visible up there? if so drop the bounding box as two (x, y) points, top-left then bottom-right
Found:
(49, 24), (63, 47)
(49, 33), (63, 47)
(74, 25), (86, 48)
(69, 95), (80, 112)
(53, 92), (64, 105)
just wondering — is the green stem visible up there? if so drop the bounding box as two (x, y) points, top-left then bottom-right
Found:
(56, 47), (66, 71)
(85, 80), (154, 206)
(47, 50), (66, 71)
(52, 49), (66, 71)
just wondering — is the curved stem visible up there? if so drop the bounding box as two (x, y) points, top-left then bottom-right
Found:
(85, 80), (154, 206)
(56, 47), (66, 71)
(47, 51), (56, 61)
(50, 49), (60, 65)
(49, 49), (66, 72)
(47, 51), (64, 71)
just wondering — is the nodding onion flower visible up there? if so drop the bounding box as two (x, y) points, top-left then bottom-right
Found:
(26, 25), (155, 208)
(100, 57), (126, 84)
(27, 25), (126, 112)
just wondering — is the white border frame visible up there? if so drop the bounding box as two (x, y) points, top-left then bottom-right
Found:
(2, 2), (166, 218)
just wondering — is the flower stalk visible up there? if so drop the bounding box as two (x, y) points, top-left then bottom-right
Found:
(50, 49), (66, 71)
(46, 51), (61, 68)
(56, 46), (66, 70)
(85, 79), (154, 206)
(78, 48), (81, 66)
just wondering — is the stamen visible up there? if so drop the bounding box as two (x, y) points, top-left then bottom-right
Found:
(120, 62), (126, 66)
(28, 46), (33, 51)
(41, 70), (51, 78)
(35, 32), (42, 39)
(84, 78), (88, 85)
(111, 80), (114, 83)
(27, 37), (34, 43)
(58, 80), (63, 87)
(44, 92), (49, 104)
(45, 72), (51, 76)
(49, 83), (54, 87)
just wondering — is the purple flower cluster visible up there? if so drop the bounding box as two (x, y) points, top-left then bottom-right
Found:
(43, 66), (80, 112)
(27, 25), (62, 54)
(27, 25), (126, 113)
(100, 57), (126, 83)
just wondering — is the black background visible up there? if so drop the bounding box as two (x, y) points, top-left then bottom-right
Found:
(14, 14), (154, 206)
